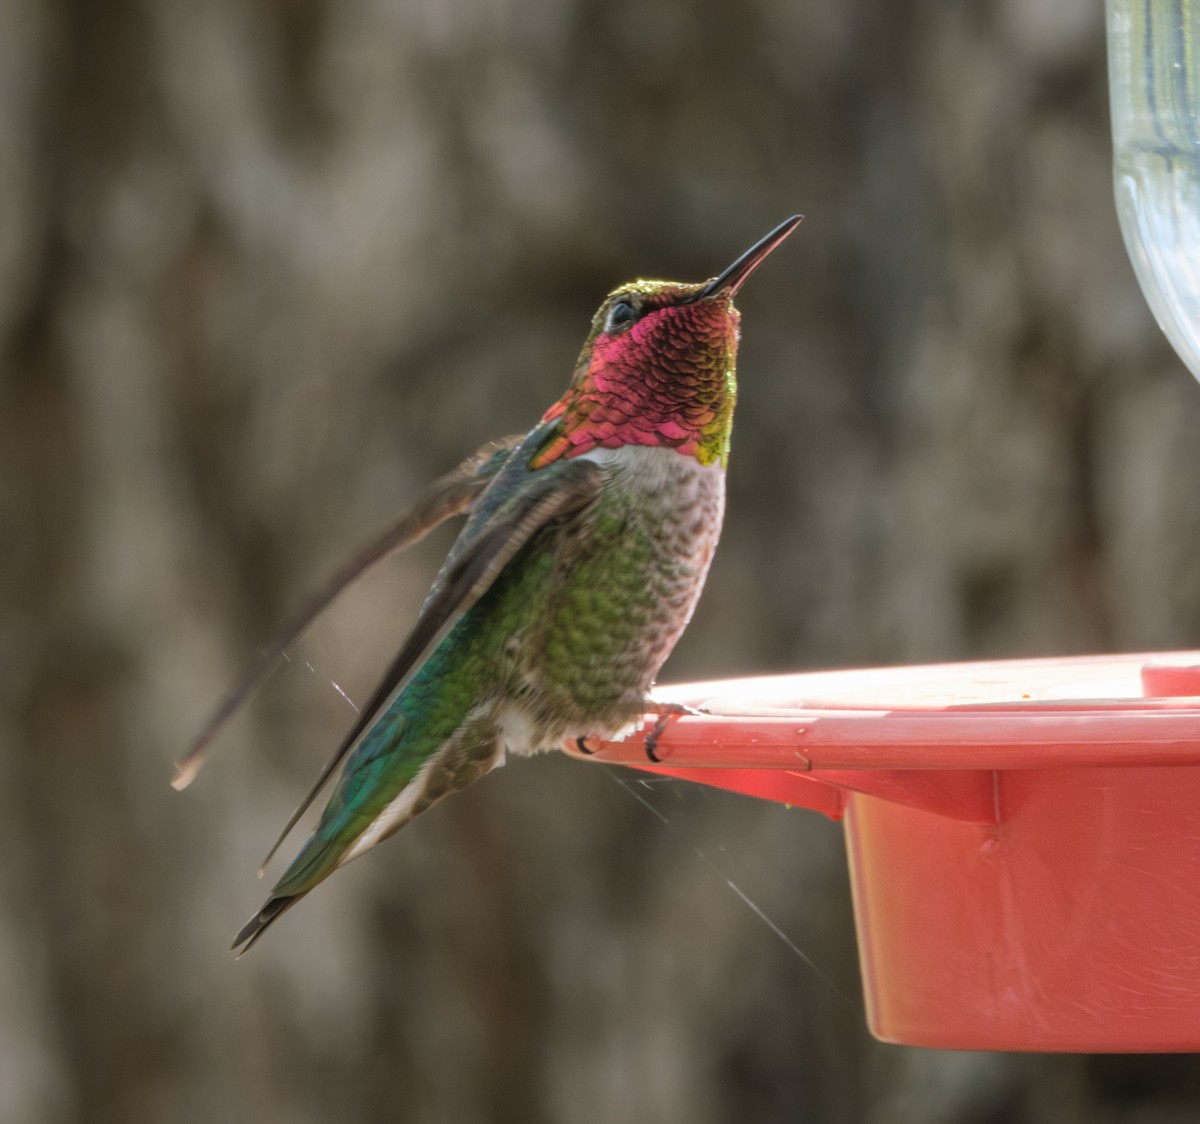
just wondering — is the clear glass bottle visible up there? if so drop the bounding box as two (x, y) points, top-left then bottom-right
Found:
(1108, 0), (1200, 380)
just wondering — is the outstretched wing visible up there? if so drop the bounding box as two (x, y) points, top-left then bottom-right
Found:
(173, 436), (522, 790)
(255, 430), (603, 871)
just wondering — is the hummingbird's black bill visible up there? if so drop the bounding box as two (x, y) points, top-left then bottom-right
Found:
(700, 214), (804, 299)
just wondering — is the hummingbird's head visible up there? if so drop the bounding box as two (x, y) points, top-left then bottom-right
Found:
(533, 216), (802, 469)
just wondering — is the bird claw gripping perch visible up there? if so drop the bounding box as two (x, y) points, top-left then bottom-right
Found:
(572, 703), (708, 762)
(643, 702), (709, 762)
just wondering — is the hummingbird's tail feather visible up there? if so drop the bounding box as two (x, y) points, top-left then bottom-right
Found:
(232, 893), (303, 957)
(251, 710), (506, 945)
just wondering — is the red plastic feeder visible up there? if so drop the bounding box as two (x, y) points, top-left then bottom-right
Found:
(572, 651), (1200, 1052)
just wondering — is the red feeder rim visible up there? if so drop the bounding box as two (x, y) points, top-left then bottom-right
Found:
(570, 651), (1200, 1052)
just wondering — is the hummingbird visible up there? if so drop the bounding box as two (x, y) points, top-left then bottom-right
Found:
(175, 215), (802, 953)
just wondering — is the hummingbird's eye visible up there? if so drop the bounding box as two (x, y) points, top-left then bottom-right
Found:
(604, 300), (639, 333)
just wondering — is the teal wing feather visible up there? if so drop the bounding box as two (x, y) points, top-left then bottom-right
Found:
(173, 436), (523, 790)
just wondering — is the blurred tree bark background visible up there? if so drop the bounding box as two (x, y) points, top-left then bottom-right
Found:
(4, 0), (1200, 1121)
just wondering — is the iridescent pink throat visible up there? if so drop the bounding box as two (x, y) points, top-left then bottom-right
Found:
(531, 301), (738, 470)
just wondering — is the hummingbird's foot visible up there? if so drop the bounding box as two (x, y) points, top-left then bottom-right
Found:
(643, 702), (708, 763)
(574, 735), (602, 756)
